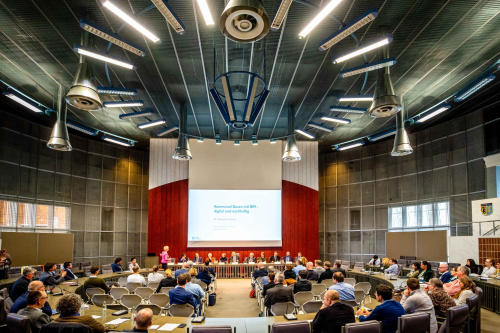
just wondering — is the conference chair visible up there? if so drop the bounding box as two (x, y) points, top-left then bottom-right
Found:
(120, 294), (142, 310)
(342, 261), (351, 268)
(40, 323), (92, 333)
(135, 287), (155, 303)
(322, 279), (334, 288)
(136, 304), (162, 315)
(8, 273), (21, 279)
(473, 287), (482, 333)
(268, 321), (311, 333)
(448, 263), (460, 270)
(4, 297), (13, 314)
(311, 284), (327, 299)
(270, 302), (295, 316)
(354, 282), (372, 304)
(91, 294), (114, 307)
(340, 300), (358, 308)
(147, 281), (160, 290)
(344, 278), (356, 287)
(437, 305), (469, 333)
(101, 265), (113, 275)
(406, 256), (416, 261)
(6, 313), (30, 333)
(86, 288), (105, 305)
(0, 288), (9, 300)
(0, 296), (5, 325)
(79, 261), (91, 267)
(117, 277), (128, 287)
(398, 312), (430, 333)
(293, 291), (314, 312)
(83, 267), (92, 277)
(110, 287), (129, 302)
(341, 265), (349, 271)
(149, 293), (170, 313)
(354, 262), (364, 269)
(168, 304), (195, 317)
(342, 321), (381, 333)
(126, 282), (142, 293)
(160, 287), (174, 294)
(354, 290), (365, 307)
(397, 259), (408, 267)
(319, 290), (326, 301)
(190, 325), (234, 333)
(301, 300), (323, 314)
(466, 294), (479, 333)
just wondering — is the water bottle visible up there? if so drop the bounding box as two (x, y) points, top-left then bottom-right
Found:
(102, 301), (106, 315)
(131, 306), (136, 320)
(80, 303), (85, 315)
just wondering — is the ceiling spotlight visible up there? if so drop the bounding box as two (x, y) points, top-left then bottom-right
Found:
(137, 118), (166, 129)
(47, 86), (72, 151)
(295, 128), (315, 139)
(151, 0), (186, 35)
(335, 140), (364, 151)
(329, 106), (366, 114)
(119, 110), (154, 120)
(97, 86), (137, 96)
(197, 137), (204, 142)
(338, 95), (374, 102)
(220, 0), (270, 43)
(333, 34), (393, 64)
(2, 89), (44, 113)
(319, 8), (378, 51)
(339, 57), (396, 78)
(271, 0), (293, 31)
(454, 73), (495, 102)
(157, 124), (179, 137)
(416, 103), (451, 123)
(196, 0), (214, 25)
(321, 115), (351, 124)
(270, 138), (277, 144)
(234, 140), (240, 145)
(216, 139), (222, 145)
(103, 100), (144, 108)
(79, 19), (145, 57)
(172, 104), (191, 160)
(308, 122), (333, 132)
(391, 99), (412, 156)
(102, 0), (161, 42)
(67, 121), (98, 136)
(299, 0), (343, 38)
(368, 129), (396, 142)
(102, 135), (133, 147)
(74, 45), (136, 70)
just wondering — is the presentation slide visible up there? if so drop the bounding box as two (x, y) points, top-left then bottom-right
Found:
(188, 190), (282, 247)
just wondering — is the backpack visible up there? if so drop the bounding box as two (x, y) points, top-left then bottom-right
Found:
(249, 289), (256, 298)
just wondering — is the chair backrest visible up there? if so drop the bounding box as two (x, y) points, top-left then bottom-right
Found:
(311, 284), (327, 296)
(340, 300), (358, 308)
(344, 278), (356, 287)
(270, 321), (311, 333)
(192, 326), (233, 333)
(101, 264), (112, 271)
(342, 261), (351, 268)
(92, 294), (114, 307)
(136, 304), (162, 315)
(343, 320), (380, 333)
(4, 297), (13, 313)
(80, 261), (91, 267)
(83, 267), (91, 277)
(256, 276), (264, 284)
(341, 265), (348, 270)
(126, 282), (142, 292)
(406, 256), (416, 261)
(294, 291), (314, 306)
(398, 264), (405, 276)
(301, 300), (323, 314)
(397, 259), (408, 266)
(148, 281), (160, 290)
(160, 287), (174, 294)
(149, 293), (169, 308)
(439, 304), (469, 333)
(120, 294), (142, 309)
(110, 287), (129, 300)
(398, 312), (430, 333)
(353, 282), (371, 294)
(6, 313), (30, 333)
(354, 290), (365, 305)
(102, 269), (113, 275)
(0, 288), (8, 300)
(105, 282), (120, 288)
(168, 304), (195, 317)
(118, 277), (128, 287)
(467, 292), (481, 333)
(8, 273), (21, 279)
(0, 296), (5, 325)
(448, 263), (460, 269)
(86, 288), (105, 301)
(323, 279), (334, 288)
(474, 286), (482, 303)
(354, 262), (364, 269)
(135, 287), (155, 300)
(40, 322), (92, 333)
(319, 290), (326, 301)
(270, 302), (295, 316)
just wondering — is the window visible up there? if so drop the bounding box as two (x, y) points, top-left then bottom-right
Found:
(389, 202), (449, 230)
(406, 206), (417, 227)
(389, 207), (402, 228)
(0, 200), (70, 232)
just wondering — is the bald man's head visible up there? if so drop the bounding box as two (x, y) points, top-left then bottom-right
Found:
(306, 262), (313, 269)
(257, 262), (264, 269)
(28, 281), (44, 292)
(135, 308), (153, 329)
(325, 290), (340, 302)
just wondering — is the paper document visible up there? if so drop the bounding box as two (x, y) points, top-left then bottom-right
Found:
(91, 315), (101, 319)
(150, 325), (160, 329)
(158, 323), (180, 331)
(105, 318), (129, 325)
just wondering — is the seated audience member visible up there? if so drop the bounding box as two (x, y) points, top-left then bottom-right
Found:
(262, 272), (276, 297)
(17, 290), (51, 332)
(329, 272), (355, 301)
(368, 255), (380, 266)
(466, 259), (481, 275)
(264, 272), (294, 312)
(127, 266), (146, 285)
(400, 278), (438, 333)
(294, 270), (312, 293)
(418, 261), (433, 282)
(189, 268), (203, 287)
(283, 252), (293, 263)
(11, 267), (36, 302)
(450, 267), (458, 281)
(129, 258), (140, 271)
(204, 260), (216, 276)
(169, 274), (197, 310)
(313, 290), (355, 333)
(174, 262), (189, 279)
(494, 261), (500, 278)
(439, 263), (452, 283)
(62, 262), (77, 280)
(314, 260), (325, 275)
(112, 257), (124, 272)
(257, 252), (267, 263)
(185, 273), (205, 315)
(318, 261), (333, 283)
(193, 253), (203, 264)
(284, 264), (296, 281)
(10, 281), (52, 316)
(253, 262), (268, 279)
(230, 251), (240, 263)
(381, 257), (390, 266)
(453, 277), (476, 306)
(39, 263), (66, 286)
(53, 293), (105, 333)
(156, 269), (177, 293)
(306, 262), (319, 281)
(357, 284), (406, 333)
(219, 253), (228, 263)
(269, 252), (280, 263)
(148, 265), (164, 283)
(294, 252), (303, 263)
(196, 267), (213, 287)
(331, 261), (346, 277)
(292, 259), (306, 276)
(84, 266), (110, 292)
(425, 278), (456, 317)
(123, 308), (153, 332)
(261, 267), (275, 285)
(245, 253), (257, 264)
(481, 258), (496, 277)
(406, 262), (422, 278)
(384, 258), (399, 276)
(444, 266), (469, 296)
(207, 253), (215, 263)
(178, 253), (189, 263)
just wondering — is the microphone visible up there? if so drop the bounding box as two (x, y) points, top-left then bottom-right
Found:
(52, 286), (64, 296)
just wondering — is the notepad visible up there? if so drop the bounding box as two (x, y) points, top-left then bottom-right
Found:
(91, 315), (101, 319)
(105, 318), (129, 325)
(158, 323), (180, 331)
(150, 325), (160, 329)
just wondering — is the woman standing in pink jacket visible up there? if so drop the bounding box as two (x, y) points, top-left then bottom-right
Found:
(160, 246), (170, 270)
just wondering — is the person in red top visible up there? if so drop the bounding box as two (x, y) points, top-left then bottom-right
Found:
(443, 266), (469, 297)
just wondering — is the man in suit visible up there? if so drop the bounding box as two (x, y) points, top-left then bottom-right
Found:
(52, 293), (105, 333)
(262, 272), (276, 297)
(178, 253), (189, 263)
(257, 252), (267, 263)
(245, 253), (257, 264)
(230, 252), (240, 263)
(313, 290), (355, 333)
(11, 267), (36, 302)
(39, 263), (66, 286)
(10, 281), (52, 316)
(123, 308), (153, 332)
(294, 252), (303, 262)
(193, 253), (203, 264)
(17, 290), (52, 332)
(293, 270), (312, 293)
(63, 262), (77, 280)
(253, 262), (268, 279)
(169, 274), (198, 311)
(283, 252), (293, 263)
(175, 262), (190, 279)
(264, 272), (294, 314)
(331, 261), (346, 277)
(318, 261), (334, 283)
(269, 252), (280, 263)
(314, 260), (326, 275)
(306, 262), (319, 281)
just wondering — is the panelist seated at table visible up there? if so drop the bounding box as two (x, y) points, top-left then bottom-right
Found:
(128, 258), (140, 271)
(112, 257), (124, 272)
(193, 253), (204, 264)
(178, 253), (189, 263)
(257, 252), (267, 263)
(207, 253), (215, 263)
(328, 272), (355, 301)
(229, 252), (240, 263)
(294, 252), (303, 263)
(127, 266), (146, 285)
(313, 290), (355, 333)
(156, 269), (177, 293)
(52, 293), (105, 333)
(17, 290), (52, 333)
(84, 266), (111, 292)
(245, 253), (257, 264)
(282, 252), (293, 263)
(169, 274), (198, 311)
(269, 252), (280, 263)
(123, 308), (153, 332)
(62, 262), (77, 280)
(39, 263), (66, 286)
(264, 273), (294, 313)
(11, 281), (52, 317)
(368, 255), (381, 266)
(219, 253), (228, 263)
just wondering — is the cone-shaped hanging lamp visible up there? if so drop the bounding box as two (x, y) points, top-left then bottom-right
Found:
(172, 103), (192, 160)
(282, 105), (301, 162)
(47, 85), (72, 151)
(391, 98), (412, 156)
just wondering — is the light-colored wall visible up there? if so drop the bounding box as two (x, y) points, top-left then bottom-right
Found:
(282, 141), (318, 191)
(149, 139), (189, 189)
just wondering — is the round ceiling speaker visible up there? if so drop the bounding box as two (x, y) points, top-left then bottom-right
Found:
(66, 63), (102, 111)
(220, 0), (270, 43)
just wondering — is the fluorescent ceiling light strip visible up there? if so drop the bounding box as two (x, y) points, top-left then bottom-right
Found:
(339, 57), (396, 78)
(295, 128), (315, 139)
(137, 118), (166, 129)
(196, 0), (214, 25)
(299, 0), (343, 38)
(103, 100), (144, 108)
(151, 0), (186, 35)
(319, 8), (378, 51)
(119, 110), (154, 119)
(97, 86), (137, 95)
(102, 135), (132, 147)
(67, 122), (98, 136)
(102, 0), (160, 42)
(416, 104), (451, 123)
(80, 19), (145, 57)
(74, 45), (136, 70)
(454, 73), (495, 102)
(157, 124), (179, 137)
(333, 34), (393, 64)
(329, 106), (366, 114)
(338, 95), (373, 102)
(3, 91), (44, 113)
(308, 122), (333, 132)
(271, 0), (293, 31)
(337, 140), (364, 151)
(368, 129), (396, 142)
(321, 115), (351, 124)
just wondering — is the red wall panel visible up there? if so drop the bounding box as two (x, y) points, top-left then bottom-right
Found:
(148, 180), (318, 262)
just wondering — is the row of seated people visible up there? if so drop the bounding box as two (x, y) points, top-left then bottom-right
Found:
(163, 251), (305, 264)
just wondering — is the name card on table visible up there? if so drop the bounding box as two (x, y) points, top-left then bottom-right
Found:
(275, 261), (281, 264)
(219, 262), (225, 265)
(231, 262), (239, 265)
(286, 262), (292, 264)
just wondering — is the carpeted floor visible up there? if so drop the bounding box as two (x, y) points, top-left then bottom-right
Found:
(204, 279), (500, 332)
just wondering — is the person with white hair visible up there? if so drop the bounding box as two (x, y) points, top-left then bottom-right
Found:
(264, 272), (294, 313)
(252, 262), (268, 279)
(306, 262), (319, 281)
(11, 267), (36, 302)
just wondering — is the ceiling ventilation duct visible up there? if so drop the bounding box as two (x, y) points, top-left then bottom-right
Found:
(391, 98), (412, 156)
(172, 103), (192, 161)
(368, 36), (400, 118)
(66, 31), (102, 111)
(47, 85), (72, 151)
(282, 105), (301, 162)
(220, 0), (270, 43)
